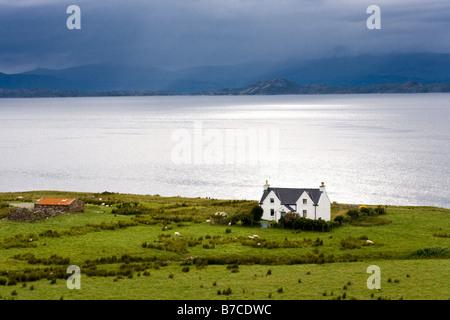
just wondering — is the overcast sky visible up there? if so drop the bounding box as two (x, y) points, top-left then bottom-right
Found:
(0, 0), (449, 73)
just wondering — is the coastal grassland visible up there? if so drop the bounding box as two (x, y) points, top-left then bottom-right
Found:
(0, 191), (448, 300)
(0, 260), (448, 300)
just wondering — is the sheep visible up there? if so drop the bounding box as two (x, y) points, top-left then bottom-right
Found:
(248, 236), (254, 239)
(174, 232), (181, 236)
(252, 235), (260, 239)
(366, 240), (374, 245)
(206, 219), (211, 223)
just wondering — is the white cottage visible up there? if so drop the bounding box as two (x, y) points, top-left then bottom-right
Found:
(259, 181), (331, 222)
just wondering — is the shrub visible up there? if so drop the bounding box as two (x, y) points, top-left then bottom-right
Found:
(433, 232), (450, 238)
(232, 212), (254, 226)
(291, 217), (337, 232)
(251, 206), (264, 222)
(14, 253), (70, 265)
(143, 237), (202, 253)
(222, 287), (232, 295)
(111, 202), (145, 215)
(1, 234), (38, 249)
(279, 212), (300, 229)
(334, 215), (344, 225)
(408, 247), (450, 259)
(7, 280), (17, 286)
(359, 206), (371, 215)
(340, 236), (362, 249)
(182, 266), (190, 273)
(374, 205), (386, 215)
(347, 209), (359, 221)
(0, 202), (10, 209)
(226, 264), (239, 273)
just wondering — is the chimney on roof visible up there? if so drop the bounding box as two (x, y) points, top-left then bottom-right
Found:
(264, 180), (270, 190)
(319, 182), (326, 192)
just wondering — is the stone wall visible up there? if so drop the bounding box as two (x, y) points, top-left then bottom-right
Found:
(69, 199), (84, 212)
(7, 208), (65, 222)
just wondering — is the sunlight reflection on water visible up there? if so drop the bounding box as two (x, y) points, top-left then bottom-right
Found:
(0, 94), (448, 208)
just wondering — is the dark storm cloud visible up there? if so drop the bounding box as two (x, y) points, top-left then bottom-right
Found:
(0, 0), (449, 73)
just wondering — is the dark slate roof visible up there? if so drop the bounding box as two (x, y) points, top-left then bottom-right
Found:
(259, 187), (322, 206)
(284, 204), (295, 212)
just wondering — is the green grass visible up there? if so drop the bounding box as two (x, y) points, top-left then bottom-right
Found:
(0, 191), (448, 300)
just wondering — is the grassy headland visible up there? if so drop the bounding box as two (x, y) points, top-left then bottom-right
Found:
(0, 191), (448, 300)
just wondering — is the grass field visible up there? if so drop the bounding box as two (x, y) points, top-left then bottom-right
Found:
(0, 191), (448, 300)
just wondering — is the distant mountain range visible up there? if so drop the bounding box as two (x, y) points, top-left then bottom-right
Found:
(207, 79), (450, 95)
(1, 79), (449, 98)
(1, 52), (450, 96)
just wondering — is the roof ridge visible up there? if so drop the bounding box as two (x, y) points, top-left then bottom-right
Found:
(269, 187), (320, 190)
(260, 187), (322, 206)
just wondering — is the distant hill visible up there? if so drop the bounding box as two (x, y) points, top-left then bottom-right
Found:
(0, 88), (178, 98)
(1, 79), (449, 97)
(207, 79), (450, 95)
(1, 52), (450, 93)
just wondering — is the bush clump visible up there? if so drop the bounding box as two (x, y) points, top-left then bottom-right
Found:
(408, 247), (450, 259)
(14, 253), (70, 265)
(111, 202), (145, 215)
(343, 205), (390, 226)
(181, 266), (190, 273)
(340, 236), (370, 250)
(279, 213), (338, 232)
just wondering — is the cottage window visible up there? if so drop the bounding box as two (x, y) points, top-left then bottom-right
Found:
(303, 210), (307, 217)
(270, 198), (274, 203)
(270, 209), (275, 216)
(303, 199), (307, 205)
